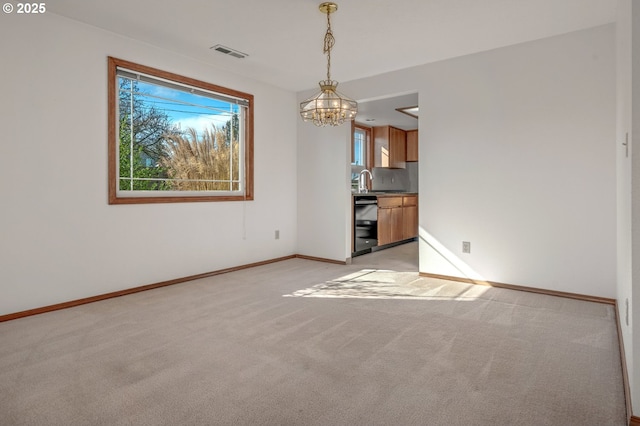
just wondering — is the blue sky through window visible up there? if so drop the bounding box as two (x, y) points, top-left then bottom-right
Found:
(353, 128), (366, 166)
(133, 80), (238, 137)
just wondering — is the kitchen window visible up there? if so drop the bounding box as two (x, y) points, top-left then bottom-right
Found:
(108, 57), (254, 204)
(353, 126), (367, 166)
(352, 124), (372, 168)
(351, 124), (372, 189)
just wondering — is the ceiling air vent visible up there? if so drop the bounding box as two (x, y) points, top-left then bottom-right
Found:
(210, 44), (248, 59)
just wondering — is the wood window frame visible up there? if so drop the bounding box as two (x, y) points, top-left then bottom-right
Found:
(107, 56), (254, 204)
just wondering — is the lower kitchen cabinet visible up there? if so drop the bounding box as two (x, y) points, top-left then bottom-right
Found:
(378, 205), (403, 246)
(402, 195), (418, 240)
(378, 195), (417, 246)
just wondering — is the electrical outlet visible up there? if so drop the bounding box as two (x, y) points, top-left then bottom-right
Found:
(275, 230), (280, 240)
(462, 241), (471, 253)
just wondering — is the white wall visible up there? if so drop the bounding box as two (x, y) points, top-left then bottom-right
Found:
(632, 0), (640, 413)
(616, 0), (634, 412)
(418, 24), (616, 297)
(617, 0), (640, 414)
(300, 24), (617, 298)
(296, 116), (352, 261)
(0, 13), (298, 316)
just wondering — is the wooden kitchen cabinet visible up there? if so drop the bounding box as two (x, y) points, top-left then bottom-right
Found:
(377, 195), (417, 246)
(378, 196), (403, 246)
(373, 126), (406, 168)
(402, 195), (418, 239)
(406, 129), (418, 162)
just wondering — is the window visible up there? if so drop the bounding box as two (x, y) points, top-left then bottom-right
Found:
(351, 124), (372, 191)
(108, 57), (254, 204)
(353, 127), (367, 166)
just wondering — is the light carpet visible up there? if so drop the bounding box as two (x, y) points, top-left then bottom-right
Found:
(0, 243), (627, 425)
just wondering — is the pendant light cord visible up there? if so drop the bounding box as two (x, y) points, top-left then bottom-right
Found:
(323, 10), (335, 81)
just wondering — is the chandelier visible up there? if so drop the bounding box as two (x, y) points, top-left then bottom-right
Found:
(300, 2), (358, 127)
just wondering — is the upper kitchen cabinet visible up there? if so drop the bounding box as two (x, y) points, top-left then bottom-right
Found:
(373, 125), (406, 168)
(406, 129), (418, 162)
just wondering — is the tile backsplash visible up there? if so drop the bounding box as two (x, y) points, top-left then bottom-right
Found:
(372, 164), (419, 192)
(351, 164), (419, 193)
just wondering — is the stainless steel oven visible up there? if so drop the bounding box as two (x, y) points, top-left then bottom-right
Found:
(354, 196), (378, 254)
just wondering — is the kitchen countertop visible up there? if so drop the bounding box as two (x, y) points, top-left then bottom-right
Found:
(352, 191), (418, 197)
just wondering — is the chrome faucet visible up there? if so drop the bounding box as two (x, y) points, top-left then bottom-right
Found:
(359, 169), (373, 193)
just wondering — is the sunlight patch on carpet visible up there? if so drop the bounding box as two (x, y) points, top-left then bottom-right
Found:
(284, 269), (489, 300)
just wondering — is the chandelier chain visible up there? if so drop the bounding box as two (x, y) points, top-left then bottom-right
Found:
(323, 9), (335, 81)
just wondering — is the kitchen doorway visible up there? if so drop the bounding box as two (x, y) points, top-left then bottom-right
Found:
(350, 92), (419, 267)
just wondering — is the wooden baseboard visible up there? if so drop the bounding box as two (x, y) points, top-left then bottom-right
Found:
(0, 253), (350, 322)
(419, 272), (616, 305)
(295, 254), (347, 265)
(630, 415), (640, 426)
(0, 255), (297, 322)
(614, 301), (634, 423)
(0, 257), (616, 317)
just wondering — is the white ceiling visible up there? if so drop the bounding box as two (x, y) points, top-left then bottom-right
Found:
(49, 0), (616, 94)
(47, 0), (615, 128)
(356, 93), (419, 130)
